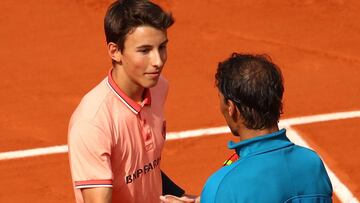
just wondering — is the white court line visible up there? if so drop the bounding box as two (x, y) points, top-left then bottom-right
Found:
(166, 110), (360, 140)
(0, 145), (68, 160)
(1, 110), (360, 159)
(279, 111), (360, 127)
(0, 110), (359, 202)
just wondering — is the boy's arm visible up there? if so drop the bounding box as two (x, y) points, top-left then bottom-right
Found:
(161, 170), (185, 196)
(69, 121), (113, 202)
(82, 187), (112, 203)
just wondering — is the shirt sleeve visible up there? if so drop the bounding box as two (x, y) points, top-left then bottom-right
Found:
(200, 175), (219, 203)
(161, 170), (185, 196)
(200, 166), (234, 203)
(68, 121), (113, 189)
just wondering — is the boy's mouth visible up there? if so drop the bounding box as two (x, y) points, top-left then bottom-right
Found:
(145, 71), (160, 78)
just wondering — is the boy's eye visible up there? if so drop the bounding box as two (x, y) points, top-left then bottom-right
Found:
(138, 49), (150, 53)
(159, 45), (167, 50)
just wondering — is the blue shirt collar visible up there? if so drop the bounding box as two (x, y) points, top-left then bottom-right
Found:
(228, 129), (293, 158)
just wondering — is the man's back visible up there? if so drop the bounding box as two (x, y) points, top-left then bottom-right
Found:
(201, 129), (333, 203)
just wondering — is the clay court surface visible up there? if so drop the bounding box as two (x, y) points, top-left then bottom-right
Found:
(1, 0), (360, 202)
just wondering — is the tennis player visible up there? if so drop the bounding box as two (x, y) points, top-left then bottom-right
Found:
(161, 53), (333, 203)
(68, 1), (184, 202)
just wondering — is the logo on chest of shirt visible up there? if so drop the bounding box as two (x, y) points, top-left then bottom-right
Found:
(125, 157), (161, 184)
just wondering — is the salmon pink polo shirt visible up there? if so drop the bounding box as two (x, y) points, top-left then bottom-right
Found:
(68, 70), (168, 203)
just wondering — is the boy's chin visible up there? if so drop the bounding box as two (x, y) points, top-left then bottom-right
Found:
(142, 79), (159, 88)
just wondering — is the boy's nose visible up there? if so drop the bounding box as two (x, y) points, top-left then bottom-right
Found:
(152, 51), (165, 68)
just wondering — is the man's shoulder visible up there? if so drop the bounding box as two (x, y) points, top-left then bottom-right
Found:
(202, 163), (239, 193)
(201, 162), (249, 203)
(290, 144), (324, 164)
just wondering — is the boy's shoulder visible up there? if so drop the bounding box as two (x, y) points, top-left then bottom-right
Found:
(70, 78), (111, 123)
(149, 75), (169, 104)
(152, 75), (168, 91)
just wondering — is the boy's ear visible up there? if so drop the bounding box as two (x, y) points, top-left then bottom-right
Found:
(107, 42), (122, 64)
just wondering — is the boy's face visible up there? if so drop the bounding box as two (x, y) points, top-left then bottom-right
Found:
(119, 25), (168, 89)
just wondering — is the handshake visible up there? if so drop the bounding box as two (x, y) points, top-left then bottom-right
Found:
(160, 195), (200, 203)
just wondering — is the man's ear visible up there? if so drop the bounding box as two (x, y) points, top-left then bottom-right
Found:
(107, 42), (122, 64)
(227, 100), (237, 118)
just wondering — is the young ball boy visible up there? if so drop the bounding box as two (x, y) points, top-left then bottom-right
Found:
(68, 1), (184, 202)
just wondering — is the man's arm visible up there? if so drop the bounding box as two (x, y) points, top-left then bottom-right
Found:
(161, 171), (200, 203)
(82, 187), (112, 203)
(161, 170), (185, 196)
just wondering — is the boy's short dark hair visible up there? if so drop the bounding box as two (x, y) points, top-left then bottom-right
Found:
(104, 0), (174, 52)
(215, 53), (284, 130)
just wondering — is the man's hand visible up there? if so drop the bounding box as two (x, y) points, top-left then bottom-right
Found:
(160, 195), (200, 203)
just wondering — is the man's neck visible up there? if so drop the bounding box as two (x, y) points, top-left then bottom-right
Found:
(238, 125), (279, 141)
(112, 68), (144, 103)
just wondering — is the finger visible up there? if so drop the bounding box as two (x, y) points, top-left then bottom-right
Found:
(159, 195), (171, 203)
(178, 197), (195, 203)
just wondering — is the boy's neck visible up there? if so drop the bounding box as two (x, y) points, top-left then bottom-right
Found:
(112, 68), (145, 103)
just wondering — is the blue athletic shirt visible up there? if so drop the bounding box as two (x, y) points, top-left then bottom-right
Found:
(201, 129), (333, 203)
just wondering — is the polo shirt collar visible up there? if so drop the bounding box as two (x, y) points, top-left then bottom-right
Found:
(228, 129), (293, 158)
(107, 69), (151, 114)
